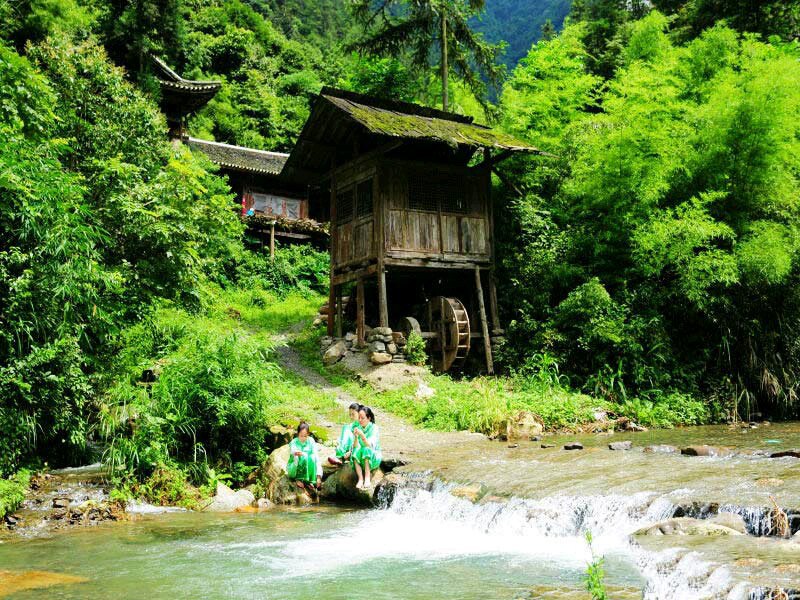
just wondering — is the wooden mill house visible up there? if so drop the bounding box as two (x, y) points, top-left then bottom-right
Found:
(282, 88), (539, 373)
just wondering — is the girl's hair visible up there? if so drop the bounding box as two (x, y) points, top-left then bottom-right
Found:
(297, 421), (310, 434)
(359, 406), (376, 423)
(348, 402), (361, 411)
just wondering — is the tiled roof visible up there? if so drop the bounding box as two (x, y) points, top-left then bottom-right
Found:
(187, 137), (289, 175)
(151, 56), (222, 93)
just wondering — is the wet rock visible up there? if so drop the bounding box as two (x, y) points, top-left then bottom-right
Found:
(370, 352), (392, 365)
(708, 512), (748, 534)
(615, 417), (647, 432)
(255, 498), (274, 511)
(643, 444), (679, 454)
(541, 443), (555, 449)
(323, 341), (347, 366)
(0, 570), (89, 596)
(498, 411), (544, 441)
(634, 517), (743, 537)
(564, 442), (584, 450)
(321, 465), (384, 505)
(756, 477), (785, 488)
(4, 514), (21, 528)
(735, 558), (764, 568)
(507, 443), (519, 449)
(775, 564), (800, 575)
(52, 497), (70, 509)
(50, 508), (67, 521)
(202, 483), (256, 513)
(256, 443), (335, 505)
(450, 483), (486, 503)
(771, 450), (800, 459)
(609, 441), (632, 451)
(671, 502), (720, 519)
(681, 445), (732, 457)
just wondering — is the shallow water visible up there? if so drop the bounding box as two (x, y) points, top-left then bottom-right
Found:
(0, 506), (642, 599)
(1, 423), (799, 599)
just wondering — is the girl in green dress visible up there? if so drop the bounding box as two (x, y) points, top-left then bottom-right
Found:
(351, 406), (381, 489)
(286, 421), (322, 492)
(328, 403), (361, 466)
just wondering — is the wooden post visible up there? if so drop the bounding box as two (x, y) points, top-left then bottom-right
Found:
(488, 269), (501, 333)
(269, 221), (275, 261)
(327, 282), (335, 337)
(335, 285), (343, 338)
(356, 278), (365, 347)
(378, 267), (389, 328)
(474, 266), (494, 375)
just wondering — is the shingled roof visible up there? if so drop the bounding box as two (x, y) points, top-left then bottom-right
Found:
(282, 88), (539, 181)
(322, 88), (537, 152)
(187, 137), (288, 175)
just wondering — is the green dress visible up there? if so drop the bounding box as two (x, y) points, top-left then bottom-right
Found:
(351, 422), (382, 470)
(287, 436), (321, 484)
(335, 421), (357, 459)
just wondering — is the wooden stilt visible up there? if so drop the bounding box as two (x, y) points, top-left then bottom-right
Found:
(327, 282), (335, 336)
(356, 278), (365, 347)
(474, 267), (494, 375)
(488, 268), (501, 333)
(378, 267), (389, 328)
(269, 221), (275, 261)
(335, 286), (343, 338)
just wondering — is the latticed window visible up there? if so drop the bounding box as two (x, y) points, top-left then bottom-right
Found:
(336, 188), (354, 223)
(409, 173), (468, 214)
(356, 179), (373, 218)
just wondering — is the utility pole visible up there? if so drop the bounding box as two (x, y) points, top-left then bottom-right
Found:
(441, 4), (449, 111)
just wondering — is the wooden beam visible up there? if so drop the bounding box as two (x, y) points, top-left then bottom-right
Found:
(327, 282), (335, 337)
(269, 221), (275, 261)
(356, 278), (365, 347)
(488, 268), (501, 333)
(474, 266), (494, 375)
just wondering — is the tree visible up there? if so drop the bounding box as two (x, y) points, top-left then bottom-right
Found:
(349, 0), (505, 110)
(541, 18), (557, 41)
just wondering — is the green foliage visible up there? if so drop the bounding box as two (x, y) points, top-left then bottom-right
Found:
(0, 470), (31, 519)
(230, 245), (329, 298)
(404, 331), (428, 366)
(584, 531), (608, 600)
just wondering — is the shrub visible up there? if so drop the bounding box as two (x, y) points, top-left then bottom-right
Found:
(0, 470), (30, 519)
(404, 331), (428, 366)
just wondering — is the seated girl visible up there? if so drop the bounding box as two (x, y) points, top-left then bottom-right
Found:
(350, 406), (382, 489)
(329, 403), (361, 466)
(286, 421), (323, 493)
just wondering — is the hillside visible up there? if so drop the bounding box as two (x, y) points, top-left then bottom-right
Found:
(474, 0), (571, 69)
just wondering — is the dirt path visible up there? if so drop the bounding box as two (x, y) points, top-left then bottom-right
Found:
(272, 336), (483, 465)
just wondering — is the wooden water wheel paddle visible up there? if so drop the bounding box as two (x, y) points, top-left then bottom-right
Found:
(426, 296), (470, 372)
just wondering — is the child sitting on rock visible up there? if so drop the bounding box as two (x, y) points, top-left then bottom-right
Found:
(328, 403), (361, 466)
(287, 421), (323, 494)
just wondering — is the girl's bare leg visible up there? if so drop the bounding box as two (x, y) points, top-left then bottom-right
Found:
(354, 462), (364, 488)
(364, 461), (372, 487)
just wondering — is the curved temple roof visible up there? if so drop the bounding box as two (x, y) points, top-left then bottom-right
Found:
(186, 137), (288, 175)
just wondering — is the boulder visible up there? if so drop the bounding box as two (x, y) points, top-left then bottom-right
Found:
(370, 352), (392, 365)
(368, 340), (386, 353)
(203, 483), (256, 513)
(257, 443), (336, 505)
(643, 444), (679, 454)
(450, 483), (486, 503)
(321, 465), (384, 505)
(771, 450), (800, 459)
(386, 343), (398, 355)
(415, 381), (435, 400)
(634, 517), (743, 537)
(708, 512), (748, 534)
(564, 442), (584, 451)
(609, 441), (632, 451)
(323, 341), (347, 366)
(499, 411), (544, 441)
(392, 332), (406, 345)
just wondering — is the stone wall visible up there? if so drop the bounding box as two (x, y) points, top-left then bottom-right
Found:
(321, 326), (408, 366)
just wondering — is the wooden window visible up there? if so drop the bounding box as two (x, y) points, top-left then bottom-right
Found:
(409, 173), (468, 214)
(336, 188), (354, 224)
(356, 179), (373, 218)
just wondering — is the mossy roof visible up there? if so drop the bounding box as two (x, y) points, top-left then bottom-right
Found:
(321, 88), (538, 152)
(187, 137), (288, 175)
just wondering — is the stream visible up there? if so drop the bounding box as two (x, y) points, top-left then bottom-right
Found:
(1, 423), (799, 599)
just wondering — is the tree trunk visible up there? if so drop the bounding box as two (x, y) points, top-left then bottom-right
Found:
(441, 9), (449, 112)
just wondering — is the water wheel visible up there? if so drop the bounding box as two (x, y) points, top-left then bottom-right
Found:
(427, 296), (470, 372)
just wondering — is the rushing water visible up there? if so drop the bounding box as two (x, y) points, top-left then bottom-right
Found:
(1, 424), (799, 599)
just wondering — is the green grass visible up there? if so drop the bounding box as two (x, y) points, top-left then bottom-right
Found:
(293, 324), (714, 435)
(0, 470), (30, 519)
